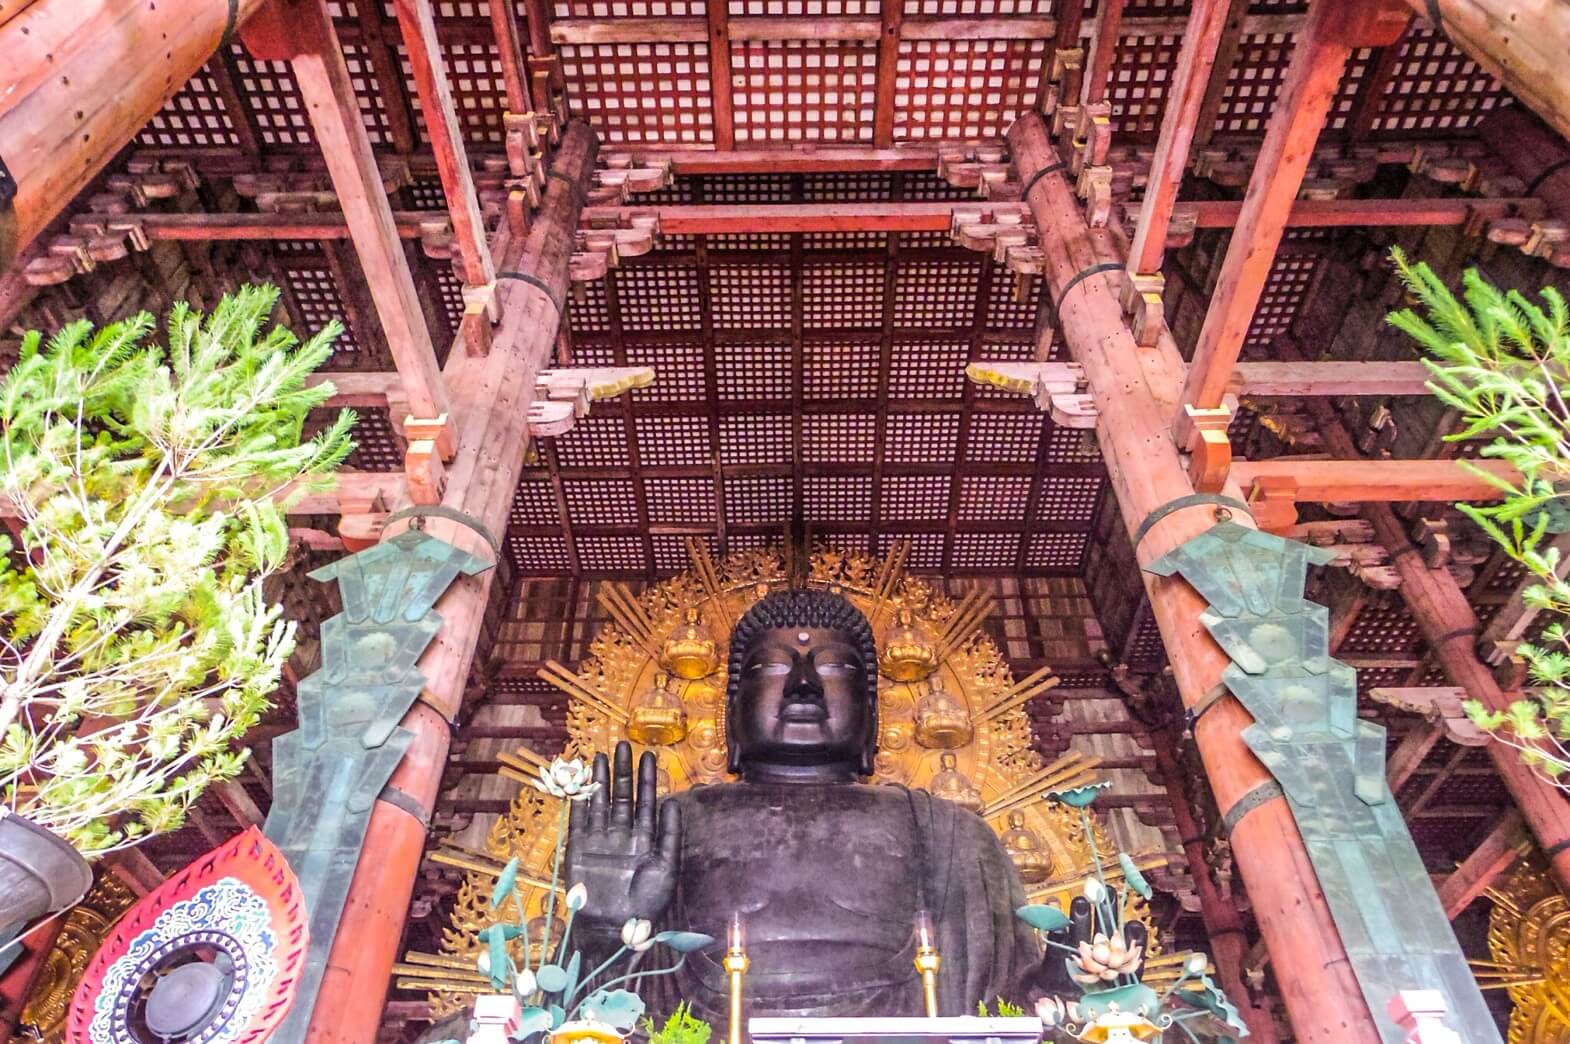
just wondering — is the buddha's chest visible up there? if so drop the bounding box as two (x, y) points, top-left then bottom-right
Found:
(674, 785), (924, 951)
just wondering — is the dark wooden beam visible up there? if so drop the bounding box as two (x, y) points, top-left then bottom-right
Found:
(706, 2), (736, 149)
(1436, 808), (1529, 919)
(1126, 0), (1243, 277)
(1231, 360), (1432, 397)
(258, 0), (451, 421)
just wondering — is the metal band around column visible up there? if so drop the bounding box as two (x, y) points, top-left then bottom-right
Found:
(1220, 780), (1285, 836)
(382, 504), (503, 562)
(1133, 493), (1252, 553)
(1047, 261), (1123, 330)
(496, 269), (566, 327)
(1019, 160), (1066, 201)
(377, 782), (432, 829)
(1184, 682), (1232, 732)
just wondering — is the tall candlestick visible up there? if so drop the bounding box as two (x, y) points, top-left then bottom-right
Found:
(724, 912), (749, 1044)
(912, 908), (940, 1018)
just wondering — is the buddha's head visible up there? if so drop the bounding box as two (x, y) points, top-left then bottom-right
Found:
(725, 589), (879, 778)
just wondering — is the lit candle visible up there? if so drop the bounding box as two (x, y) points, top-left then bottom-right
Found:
(912, 908), (940, 1017)
(723, 912), (750, 1044)
(729, 910), (746, 953)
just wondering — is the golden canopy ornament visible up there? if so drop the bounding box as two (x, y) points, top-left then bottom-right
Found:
(422, 541), (1158, 1016)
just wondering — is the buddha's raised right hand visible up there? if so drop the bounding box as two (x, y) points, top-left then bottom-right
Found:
(563, 740), (682, 940)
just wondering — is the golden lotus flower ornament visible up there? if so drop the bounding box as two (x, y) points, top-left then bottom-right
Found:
(879, 607), (938, 682)
(914, 674), (974, 749)
(628, 672), (689, 746)
(659, 606), (721, 680)
(1002, 810), (1054, 884)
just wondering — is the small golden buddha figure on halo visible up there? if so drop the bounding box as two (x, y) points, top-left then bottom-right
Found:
(914, 673), (973, 749)
(1001, 810), (1053, 884)
(928, 751), (983, 814)
(878, 607), (938, 682)
(660, 606), (721, 679)
(628, 672), (689, 746)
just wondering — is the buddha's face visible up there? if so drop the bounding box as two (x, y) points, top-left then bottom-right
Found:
(731, 626), (871, 769)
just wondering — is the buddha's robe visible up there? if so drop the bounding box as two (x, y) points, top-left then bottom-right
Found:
(649, 782), (1042, 1021)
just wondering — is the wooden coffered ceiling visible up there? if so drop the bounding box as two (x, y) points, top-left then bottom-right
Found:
(10, 0), (1512, 581)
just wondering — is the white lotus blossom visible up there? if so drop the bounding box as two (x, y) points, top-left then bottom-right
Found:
(534, 757), (600, 801)
(514, 967), (538, 999)
(566, 882), (589, 911)
(620, 917), (655, 952)
(1072, 931), (1143, 985)
(1082, 877), (1106, 904)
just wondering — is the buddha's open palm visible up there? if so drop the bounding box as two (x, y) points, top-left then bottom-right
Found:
(563, 741), (682, 935)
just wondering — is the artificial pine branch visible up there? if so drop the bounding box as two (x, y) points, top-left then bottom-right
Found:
(0, 287), (355, 855)
(1389, 249), (1570, 787)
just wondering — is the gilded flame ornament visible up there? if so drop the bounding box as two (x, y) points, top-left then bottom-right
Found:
(1486, 859), (1570, 1044)
(427, 542), (1154, 1017)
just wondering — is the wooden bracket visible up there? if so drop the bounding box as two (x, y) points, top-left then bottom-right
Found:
(1410, 517), (1453, 569)
(963, 361), (1097, 429)
(1183, 404), (1233, 494)
(1120, 271), (1166, 348)
(1075, 164), (1113, 228)
(949, 204), (1045, 275)
(527, 366), (657, 438)
(1069, 102), (1113, 177)
(570, 212), (660, 283)
(1243, 473), (1299, 534)
(1366, 687), (1490, 748)
(459, 281), (498, 357)
(936, 141), (1015, 199)
(403, 414), (457, 461)
(589, 154), (674, 204)
(1044, 47), (1083, 117)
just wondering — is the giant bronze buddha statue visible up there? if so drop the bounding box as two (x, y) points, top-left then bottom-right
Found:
(565, 589), (1084, 1022)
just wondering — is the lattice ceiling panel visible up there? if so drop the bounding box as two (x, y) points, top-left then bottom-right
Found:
(560, 42), (716, 144)
(496, 190), (1108, 579)
(135, 59), (245, 149)
(731, 39), (879, 143)
(1107, 30), (1180, 140)
(893, 38), (1047, 141)
(1368, 21), (1512, 136)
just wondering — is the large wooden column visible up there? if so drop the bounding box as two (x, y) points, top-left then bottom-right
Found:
(1298, 396), (1570, 893)
(296, 123), (598, 1044)
(0, 0), (269, 270)
(1409, 0), (1570, 144)
(1007, 111), (1382, 1043)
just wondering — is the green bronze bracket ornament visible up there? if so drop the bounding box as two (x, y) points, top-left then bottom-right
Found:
(1147, 519), (1498, 1043)
(263, 528), (493, 1041)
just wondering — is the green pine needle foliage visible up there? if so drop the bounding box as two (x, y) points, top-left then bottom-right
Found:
(0, 286), (355, 855)
(1388, 248), (1570, 786)
(643, 1004), (713, 1044)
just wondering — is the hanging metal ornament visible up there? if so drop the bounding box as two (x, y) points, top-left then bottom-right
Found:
(66, 827), (307, 1044)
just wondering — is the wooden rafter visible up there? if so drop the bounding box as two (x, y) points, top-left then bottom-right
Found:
(393, 0), (496, 294)
(243, 0), (452, 422)
(1176, 0), (1409, 423)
